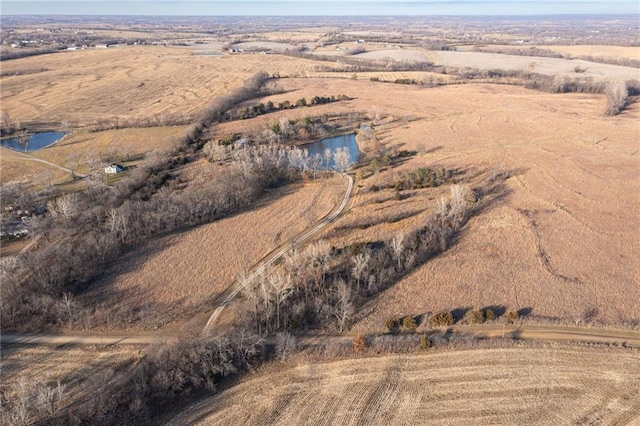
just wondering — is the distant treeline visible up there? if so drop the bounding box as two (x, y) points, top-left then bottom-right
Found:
(474, 45), (640, 68)
(0, 47), (61, 61)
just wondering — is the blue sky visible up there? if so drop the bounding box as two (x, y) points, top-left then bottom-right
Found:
(2, 1), (638, 16)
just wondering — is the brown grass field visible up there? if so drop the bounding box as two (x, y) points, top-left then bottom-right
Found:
(541, 45), (640, 61)
(1, 126), (190, 186)
(1, 47), (638, 329)
(0, 146), (72, 186)
(233, 78), (639, 327)
(79, 175), (346, 331)
(0, 46), (343, 126)
(170, 345), (640, 425)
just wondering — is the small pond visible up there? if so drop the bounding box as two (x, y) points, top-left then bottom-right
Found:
(302, 133), (360, 169)
(0, 131), (69, 152)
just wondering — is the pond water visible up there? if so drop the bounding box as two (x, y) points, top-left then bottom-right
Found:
(0, 131), (69, 152)
(302, 133), (360, 169)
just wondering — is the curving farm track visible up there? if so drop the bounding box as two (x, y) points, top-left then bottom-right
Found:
(200, 173), (354, 335)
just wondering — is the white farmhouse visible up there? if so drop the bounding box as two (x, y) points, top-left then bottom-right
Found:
(105, 164), (124, 174)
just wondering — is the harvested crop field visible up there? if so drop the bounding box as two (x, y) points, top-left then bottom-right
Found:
(170, 345), (640, 425)
(543, 45), (640, 61)
(80, 176), (347, 331)
(354, 49), (435, 62)
(1, 344), (140, 415)
(432, 50), (640, 80)
(247, 78), (639, 326)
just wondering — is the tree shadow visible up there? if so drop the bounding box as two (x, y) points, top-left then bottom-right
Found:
(451, 306), (472, 323)
(483, 305), (506, 317)
(517, 307), (533, 318)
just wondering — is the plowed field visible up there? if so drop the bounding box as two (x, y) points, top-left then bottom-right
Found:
(170, 346), (640, 425)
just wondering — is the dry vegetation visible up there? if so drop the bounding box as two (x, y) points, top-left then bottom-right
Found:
(430, 50), (640, 80)
(543, 45), (640, 61)
(0, 46), (343, 127)
(1, 15), (639, 425)
(1, 126), (190, 186)
(0, 344), (142, 424)
(80, 176), (346, 331)
(171, 345), (640, 425)
(239, 78), (639, 327)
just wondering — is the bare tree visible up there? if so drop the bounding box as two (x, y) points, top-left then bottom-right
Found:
(1, 110), (14, 132)
(323, 147), (332, 170)
(66, 152), (80, 179)
(275, 332), (297, 362)
(16, 129), (30, 152)
(47, 193), (79, 219)
(106, 208), (129, 242)
(449, 184), (469, 228)
(203, 140), (228, 162)
(435, 197), (450, 226)
(308, 153), (323, 178)
(390, 232), (406, 270)
(107, 145), (120, 163)
(35, 170), (54, 191)
(327, 280), (353, 332)
(333, 146), (351, 173)
(268, 270), (293, 329)
(59, 292), (76, 326)
(351, 250), (371, 291)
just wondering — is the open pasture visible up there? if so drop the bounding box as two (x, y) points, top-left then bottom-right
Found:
(240, 78), (639, 327)
(0, 46), (344, 127)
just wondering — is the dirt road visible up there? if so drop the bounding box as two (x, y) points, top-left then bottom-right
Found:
(2, 324), (638, 348)
(200, 173), (354, 334)
(1, 153), (85, 177)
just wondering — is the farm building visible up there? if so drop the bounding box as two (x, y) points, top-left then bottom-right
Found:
(104, 164), (124, 174)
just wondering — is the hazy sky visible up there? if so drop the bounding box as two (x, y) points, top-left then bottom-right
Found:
(2, 1), (638, 16)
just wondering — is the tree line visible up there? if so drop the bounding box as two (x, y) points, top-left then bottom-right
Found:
(238, 173), (506, 337)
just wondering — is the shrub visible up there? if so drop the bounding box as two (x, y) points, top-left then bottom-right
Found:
(353, 334), (367, 354)
(348, 242), (365, 257)
(430, 311), (454, 327)
(505, 310), (519, 324)
(604, 80), (628, 116)
(464, 309), (485, 324)
(385, 318), (400, 333)
(485, 308), (497, 321)
(402, 315), (417, 331)
(420, 334), (431, 350)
